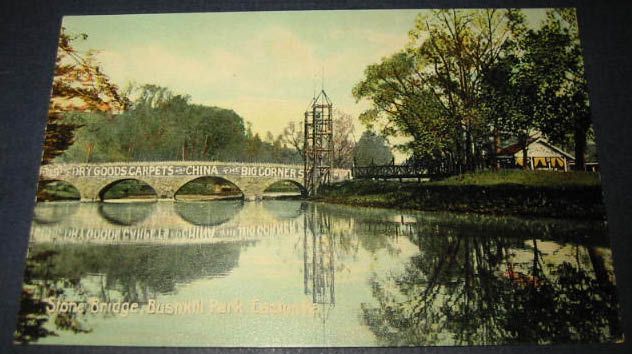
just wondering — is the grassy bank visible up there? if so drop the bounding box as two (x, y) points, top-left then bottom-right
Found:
(315, 170), (605, 219)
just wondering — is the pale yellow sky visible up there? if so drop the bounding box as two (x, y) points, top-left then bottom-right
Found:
(63, 11), (420, 136)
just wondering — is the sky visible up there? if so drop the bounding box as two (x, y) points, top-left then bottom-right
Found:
(62, 9), (550, 151)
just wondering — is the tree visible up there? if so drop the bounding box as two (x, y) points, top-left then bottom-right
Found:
(353, 131), (394, 166)
(481, 9), (592, 171)
(353, 51), (454, 164)
(280, 110), (356, 168)
(355, 9), (593, 172)
(354, 10), (520, 171)
(480, 12), (541, 169)
(332, 110), (356, 168)
(526, 9), (592, 170)
(44, 27), (128, 164)
(280, 121), (305, 160)
(61, 85), (289, 163)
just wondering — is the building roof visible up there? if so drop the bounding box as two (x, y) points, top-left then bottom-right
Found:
(497, 137), (538, 156)
(497, 136), (575, 160)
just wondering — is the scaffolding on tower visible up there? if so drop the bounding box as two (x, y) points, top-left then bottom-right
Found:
(303, 90), (333, 196)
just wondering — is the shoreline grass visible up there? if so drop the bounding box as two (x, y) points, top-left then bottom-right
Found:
(315, 171), (604, 219)
(429, 170), (600, 187)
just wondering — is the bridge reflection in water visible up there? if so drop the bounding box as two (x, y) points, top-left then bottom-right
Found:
(20, 200), (622, 346)
(98, 202), (157, 226)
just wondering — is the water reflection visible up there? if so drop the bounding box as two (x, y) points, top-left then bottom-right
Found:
(303, 204), (336, 322)
(264, 200), (307, 220)
(17, 201), (622, 346)
(358, 216), (621, 345)
(33, 202), (79, 225)
(174, 200), (244, 226)
(29, 242), (246, 303)
(98, 202), (156, 226)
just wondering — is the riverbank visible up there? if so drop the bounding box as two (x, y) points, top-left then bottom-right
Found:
(314, 170), (605, 219)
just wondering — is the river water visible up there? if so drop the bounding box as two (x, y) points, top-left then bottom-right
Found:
(19, 200), (621, 346)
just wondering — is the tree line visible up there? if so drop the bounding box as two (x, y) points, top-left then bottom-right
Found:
(46, 27), (393, 169)
(353, 9), (593, 171)
(44, 28), (310, 166)
(279, 111), (394, 168)
(59, 84), (302, 164)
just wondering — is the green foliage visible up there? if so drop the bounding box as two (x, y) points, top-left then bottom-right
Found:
(353, 131), (394, 166)
(317, 171), (604, 219)
(481, 9), (592, 169)
(352, 51), (453, 159)
(37, 181), (81, 201)
(43, 28), (128, 165)
(354, 9), (518, 169)
(58, 85), (301, 164)
(354, 9), (593, 171)
(100, 179), (157, 200)
(527, 9), (592, 169)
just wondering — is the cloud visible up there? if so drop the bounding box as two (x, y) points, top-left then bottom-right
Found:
(93, 26), (322, 103)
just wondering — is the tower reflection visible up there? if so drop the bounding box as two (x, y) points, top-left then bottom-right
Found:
(303, 204), (335, 322)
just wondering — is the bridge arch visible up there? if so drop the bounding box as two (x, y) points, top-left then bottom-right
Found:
(37, 179), (81, 202)
(174, 176), (244, 201)
(98, 178), (158, 202)
(262, 180), (308, 198)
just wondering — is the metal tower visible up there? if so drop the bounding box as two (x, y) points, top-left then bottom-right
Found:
(303, 90), (333, 196)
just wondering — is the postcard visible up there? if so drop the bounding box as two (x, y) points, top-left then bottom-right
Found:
(14, 8), (623, 347)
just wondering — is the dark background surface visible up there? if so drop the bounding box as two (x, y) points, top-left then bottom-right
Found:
(1, 0), (630, 353)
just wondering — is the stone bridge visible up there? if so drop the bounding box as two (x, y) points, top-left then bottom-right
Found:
(39, 161), (351, 202)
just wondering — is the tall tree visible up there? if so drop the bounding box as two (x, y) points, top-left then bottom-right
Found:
(332, 110), (356, 168)
(354, 10), (520, 171)
(527, 9), (592, 170)
(280, 121), (305, 160)
(353, 53), (453, 163)
(480, 11), (541, 169)
(44, 27), (128, 164)
(353, 131), (394, 166)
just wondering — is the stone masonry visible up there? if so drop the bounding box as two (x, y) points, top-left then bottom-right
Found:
(39, 161), (351, 202)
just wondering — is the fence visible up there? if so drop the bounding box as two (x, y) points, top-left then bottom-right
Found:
(352, 160), (460, 180)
